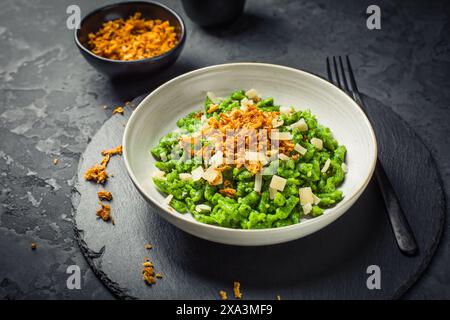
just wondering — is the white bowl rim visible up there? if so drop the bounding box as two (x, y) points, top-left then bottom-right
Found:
(123, 62), (377, 234)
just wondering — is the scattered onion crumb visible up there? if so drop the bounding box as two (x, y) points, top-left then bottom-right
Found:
(85, 145), (122, 185)
(276, 294), (281, 300)
(219, 290), (228, 300)
(53, 158), (59, 165)
(233, 281), (242, 299)
(219, 188), (236, 198)
(102, 145), (123, 156)
(142, 260), (156, 285)
(96, 203), (111, 222)
(155, 273), (162, 279)
(97, 190), (112, 201)
(31, 243), (37, 250)
(84, 164), (108, 184)
(112, 106), (124, 115)
(144, 243), (153, 250)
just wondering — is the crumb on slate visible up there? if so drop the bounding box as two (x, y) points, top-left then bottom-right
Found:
(102, 145), (122, 156)
(31, 243), (37, 250)
(53, 158), (59, 165)
(97, 190), (112, 201)
(219, 290), (227, 300)
(96, 202), (111, 222)
(112, 106), (124, 115)
(144, 243), (153, 250)
(142, 261), (156, 285)
(84, 164), (108, 184)
(233, 281), (242, 299)
(85, 145), (122, 185)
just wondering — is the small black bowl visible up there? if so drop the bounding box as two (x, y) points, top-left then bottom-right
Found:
(181, 0), (245, 27)
(74, 1), (186, 79)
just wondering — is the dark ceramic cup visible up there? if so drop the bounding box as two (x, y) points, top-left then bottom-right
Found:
(181, 0), (246, 27)
(74, 1), (186, 79)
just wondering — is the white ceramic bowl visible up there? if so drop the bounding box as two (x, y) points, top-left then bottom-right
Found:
(123, 63), (377, 246)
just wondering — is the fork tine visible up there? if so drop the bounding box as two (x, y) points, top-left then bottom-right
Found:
(338, 56), (349, 92)
(346, 55), (359, 93)
(326, 57), (332, 83)
(332, 56), (341, 89)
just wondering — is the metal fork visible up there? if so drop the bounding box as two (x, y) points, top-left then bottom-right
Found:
(327, 55), (418, 256)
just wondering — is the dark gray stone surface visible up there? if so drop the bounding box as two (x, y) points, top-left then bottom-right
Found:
(0, 0), (449, 299)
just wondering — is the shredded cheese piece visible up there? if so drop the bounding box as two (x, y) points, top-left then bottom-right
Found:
(269, 187), (277, 200)
(270, 131), (292, 141)
(191, 166), (204, 181)
(278, 153), (290, 161)
(299, 187), (314, 205)
(294, 143), (307, 155)
(289, 118), (308, 131)
(196, 204), (212, 212)
(302, 203), (312, 215)
(245, 88), (259, 100)
(254, 173), (262, 193)
(311, 138), (323, 150)
(321, 159), (331, 173)
(179, 173), (192, 180)
(269, 175), (287, 191)
(165, 194), (173, 206)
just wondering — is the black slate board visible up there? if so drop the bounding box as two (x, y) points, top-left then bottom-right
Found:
(71, 93), (445, 300)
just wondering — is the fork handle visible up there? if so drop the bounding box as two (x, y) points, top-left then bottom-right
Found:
(375, 159), (418, 256)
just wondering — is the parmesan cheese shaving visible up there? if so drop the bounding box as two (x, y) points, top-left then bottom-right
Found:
(311, 137), (323, 150)
(207, 91), (218, 103)
(280, 106), (293, 114)
(271, 118), (284, 128)
(196, 204), (212, 212)
(209, 150), (224, 166)
(269, 187), (277, 200)
(341, 163), (348, 173)
(254, 173), (262, 193)
(302, 203), (312, 215)
(165, 194), (173, 205)
(179, 173), (192, 180)
(240, 98), (254, 108)
(245, 88), (259, 100)
(203, 167), (222, 185)
(313, 194), (321, 205)
(321, 159), (331, 173)
(191, 166), (204, 181)
(269, 175), (287, 191)
(299, 187), (314, 205)
(270, 131), (292, 140)
(289, 118), (308, 132)
(278, 153), (290, 161)
(294, 143), (307, 155)
(152, 170), (166, 179)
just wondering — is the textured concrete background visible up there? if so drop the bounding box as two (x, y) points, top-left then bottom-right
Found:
(0, 0), (449, 299)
